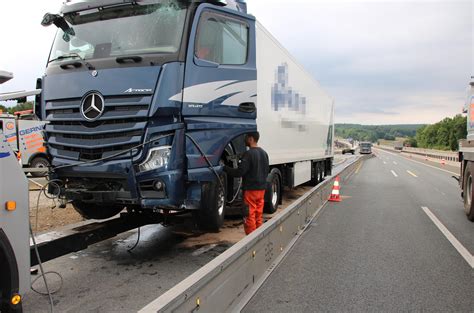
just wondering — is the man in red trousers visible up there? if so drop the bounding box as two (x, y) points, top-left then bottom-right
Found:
(224, 132), (269, 235)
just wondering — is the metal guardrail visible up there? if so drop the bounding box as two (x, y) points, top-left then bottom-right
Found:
(139, 156), (363, 313)
(377, 145), (459, 162)
(401, 147), (459, 162)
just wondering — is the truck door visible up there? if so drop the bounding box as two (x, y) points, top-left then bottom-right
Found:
(180, 5), (257, 120)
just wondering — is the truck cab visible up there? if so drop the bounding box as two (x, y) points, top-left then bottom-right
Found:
(359, 142), (372, 154)
(40, 0), (256, 229)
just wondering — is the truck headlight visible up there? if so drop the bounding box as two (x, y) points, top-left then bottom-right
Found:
(139, 146), (171, 172)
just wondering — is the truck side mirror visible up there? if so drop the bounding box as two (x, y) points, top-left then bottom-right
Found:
(41, 13), (75, 38)
(15, 97), (27, 104)
(41, 13), (59, 27)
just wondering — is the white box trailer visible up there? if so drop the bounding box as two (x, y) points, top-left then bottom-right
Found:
(256, 22), (334, 188)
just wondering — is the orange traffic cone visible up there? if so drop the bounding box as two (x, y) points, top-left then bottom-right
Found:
(441, 158), (446, 166)
(328, 176), (341, 202)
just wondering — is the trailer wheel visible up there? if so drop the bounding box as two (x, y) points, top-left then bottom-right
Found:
(325, 159), (332, 176)
(30, 156), (50, 177)
(318, 162), (325, 182)
(72, 201), (125, 220)
(463, 162), (474, 221)
(198, 173), (227, 231)
(264, 169), (281, 214)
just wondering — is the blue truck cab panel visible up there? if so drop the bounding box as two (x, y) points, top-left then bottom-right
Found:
(41, 0), (256, 224)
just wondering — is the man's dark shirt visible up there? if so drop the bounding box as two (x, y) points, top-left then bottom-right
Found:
(224, 147), (269, 190)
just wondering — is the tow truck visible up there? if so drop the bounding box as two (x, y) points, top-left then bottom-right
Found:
(0, 71), (49, 177)
(0, 71), (33, 313)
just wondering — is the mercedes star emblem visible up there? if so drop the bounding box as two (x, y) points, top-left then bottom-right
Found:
(80, 92), (105, 121)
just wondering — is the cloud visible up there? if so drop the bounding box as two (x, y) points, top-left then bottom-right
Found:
(0, 0), (58, 96)
(0, 0), (472, 125)
(249, 0), (472, 124)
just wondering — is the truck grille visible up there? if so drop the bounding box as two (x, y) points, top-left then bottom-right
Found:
(45, 95), (151, 161)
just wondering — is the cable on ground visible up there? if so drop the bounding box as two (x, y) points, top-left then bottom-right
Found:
(127, 227), (141, 252)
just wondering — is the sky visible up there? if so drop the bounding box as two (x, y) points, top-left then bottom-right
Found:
(0, 0), (472, 124)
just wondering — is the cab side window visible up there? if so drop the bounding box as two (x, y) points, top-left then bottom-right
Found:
(195, 12), (248, 65)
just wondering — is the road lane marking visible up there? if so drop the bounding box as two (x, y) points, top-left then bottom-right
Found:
(355, 161), (363, 174)
(391, 170), (398, 177)
(374, 148), (459, 176)
(407, 170), (418, 177)
(393, 161), (397, 165)
(421, 206), (474, 268)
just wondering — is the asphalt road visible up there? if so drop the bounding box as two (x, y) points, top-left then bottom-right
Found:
(23, 155), (354, 313)
(244, 148), (474, 312)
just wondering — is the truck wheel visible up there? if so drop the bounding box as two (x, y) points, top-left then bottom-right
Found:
(463, 162), (474, 221)
(264, 169), (281, 214)
(72, 201), (124, 220)
(30, 157), (50, 177)
(198, 173), (227, 231)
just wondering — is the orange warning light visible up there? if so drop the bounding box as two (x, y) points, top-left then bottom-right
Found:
(5, 201), (16, 211)
(11, 294), (21, 305)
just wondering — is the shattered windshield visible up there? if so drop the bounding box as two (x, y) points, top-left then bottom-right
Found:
(48, 1), (187, 63)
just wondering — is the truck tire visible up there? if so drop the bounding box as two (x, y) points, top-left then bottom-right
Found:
(318, 162), (325, 182)
(72, 201), (124, 220)
(264, 169), (281, 214)
(463, 162), (474, 221)
(307, 162), (321, 186)
(198, 173), (227, 231)
(30, 156), (50, 177)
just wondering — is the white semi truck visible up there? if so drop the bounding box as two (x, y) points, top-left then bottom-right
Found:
(458, 77), (474, 221)
(39, 0), (334, 230)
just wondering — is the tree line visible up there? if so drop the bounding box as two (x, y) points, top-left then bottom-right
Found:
(335, 124), (423, 142)
(0, 101), (34, 114)
(335, 114), (467, 151)
(414, 114), (466, 151)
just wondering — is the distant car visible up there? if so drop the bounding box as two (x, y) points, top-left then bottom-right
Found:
(342, 148), (355, 155)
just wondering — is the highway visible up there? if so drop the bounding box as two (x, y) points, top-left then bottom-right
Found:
(244, 148), (474, 312)
(22, 155), (355, 312)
